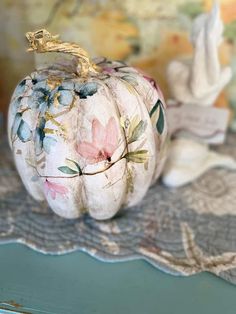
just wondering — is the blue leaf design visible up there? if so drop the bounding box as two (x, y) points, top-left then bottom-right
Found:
(11, 113), (22, 138)
(31, 175), (39, 182)
(58, 90), (73, 106)
(43, 136), (57, 154)
(35, 117), (46, 154)
(17, 120), (32, 142)
(33, 80), (48, 91)
(12, 79), (26, 98)
(31, 86), (50, 111)
(75, 82), (97, 99)
(59, 81), (74, 90)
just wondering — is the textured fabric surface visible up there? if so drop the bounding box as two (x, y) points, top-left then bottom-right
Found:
(0, 134), (236, 284)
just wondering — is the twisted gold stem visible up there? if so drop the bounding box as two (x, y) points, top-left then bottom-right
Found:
(26, 29), (100, 77)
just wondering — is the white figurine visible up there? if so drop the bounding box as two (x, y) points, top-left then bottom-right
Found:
(162, 3), (236, 187)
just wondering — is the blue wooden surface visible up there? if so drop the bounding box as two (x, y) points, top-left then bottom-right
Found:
(0, 244), (235, 314)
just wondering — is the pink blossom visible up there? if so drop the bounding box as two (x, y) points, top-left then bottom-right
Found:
(76, 117), (119, 164)
(102, 66), (116, 74)
(44, 179), (68, 200)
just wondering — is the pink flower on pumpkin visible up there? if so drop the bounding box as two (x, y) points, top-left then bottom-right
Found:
(76, 117), (119, 164)
(102, 66), (116, 74)
(44, 179), (68, 200)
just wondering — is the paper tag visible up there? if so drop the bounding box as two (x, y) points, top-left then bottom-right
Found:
(166, 100), (230, 144)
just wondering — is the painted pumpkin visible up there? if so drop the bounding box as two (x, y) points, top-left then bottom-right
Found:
(8, 29), (168, 220)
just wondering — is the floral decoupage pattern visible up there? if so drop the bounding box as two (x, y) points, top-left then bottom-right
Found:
(8, 58), (167, 219)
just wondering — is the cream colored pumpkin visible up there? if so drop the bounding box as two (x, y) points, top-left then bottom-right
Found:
(8, 30), (168, 220)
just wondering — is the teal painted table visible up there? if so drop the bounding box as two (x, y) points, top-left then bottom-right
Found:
(0, 244), (235, 314)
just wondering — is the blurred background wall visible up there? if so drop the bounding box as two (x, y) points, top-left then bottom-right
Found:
(1, 0), (236, 129)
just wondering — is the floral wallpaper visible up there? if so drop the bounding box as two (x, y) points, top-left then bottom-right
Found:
(1, 0), (236, 129)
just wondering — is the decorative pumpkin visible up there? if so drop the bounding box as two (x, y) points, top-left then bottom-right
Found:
(8, 29), (168, 220)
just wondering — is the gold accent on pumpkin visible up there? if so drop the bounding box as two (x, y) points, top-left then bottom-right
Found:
(44, 112), (67, 138)
(53, 92), (61, 108)
(46, 76), (63, 90)
(26, 29), (100, 77)
(126, 167), (134, 194)
(43, 128), (56, 135)
(45, 112), (60, 125)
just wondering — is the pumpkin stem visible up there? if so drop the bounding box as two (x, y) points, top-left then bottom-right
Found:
(25, 29), (100, 78)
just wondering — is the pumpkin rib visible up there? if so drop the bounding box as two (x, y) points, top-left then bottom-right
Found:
(83, 160), (127, 220)
(104, 75), (156, 207)
(97, 78), (130, 207)
(41, 97), (84, 218)
(114, 74), (161, 185)
(75, 96), (88, 217)
(9, 78), (45, 201)
(126, 73), (168, 184)
(84, 78), (129, 219)
(94, 79), (129, 153)
(68, 94), (91, 218)
(112, 76), (146, 206)
(29, 104), (46, 201)
(55, 76), (126, 219)
(77, 113), (126, 218)
(91, 77), (128, 144)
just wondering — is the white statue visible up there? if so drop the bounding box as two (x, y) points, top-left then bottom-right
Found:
(162, 3), (236, 188)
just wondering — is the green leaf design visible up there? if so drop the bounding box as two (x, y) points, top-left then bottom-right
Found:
(156, 104), (164, 134)
(128, 115), (139, 138)
(58, 166), (80, 175)
(149, 99), (165, 134)
(58, 158), (82, 175)
(149, 99), (161, 118)
(128, 120), (147, 144)
(124, 150), (149, 163)
(17, 119), (32, 142)
(65, 158), (82, 175)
